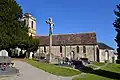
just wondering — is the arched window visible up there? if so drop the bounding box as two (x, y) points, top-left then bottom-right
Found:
(83, 46), (86, 53)
(105, 50), (108, 52)
(76, 46), (79, 53)
(31, 21), (34, 28)
(72, 51), (75, 59)
(105, 50), (109, 60)
(60, 46), (62, 53)
(44, 46), (46, 52)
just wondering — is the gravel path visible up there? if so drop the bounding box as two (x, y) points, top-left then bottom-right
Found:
(6, 61), (72, 80)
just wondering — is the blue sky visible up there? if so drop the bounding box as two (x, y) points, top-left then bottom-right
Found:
(16, 0), (120, 50)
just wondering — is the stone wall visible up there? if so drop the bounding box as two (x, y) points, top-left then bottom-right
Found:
(99, 49), (114, 63)
(36, 45), (98, 62)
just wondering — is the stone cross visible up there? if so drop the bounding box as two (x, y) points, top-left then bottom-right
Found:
(46, 17), (55, 63)
(46, 17), (55, 28)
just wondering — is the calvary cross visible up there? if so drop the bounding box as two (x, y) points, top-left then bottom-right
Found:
(46, 17), (55, 36)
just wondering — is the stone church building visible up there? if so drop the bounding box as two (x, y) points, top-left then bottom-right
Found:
(36, 33), (114, 63)
(22, 13), (115, 63)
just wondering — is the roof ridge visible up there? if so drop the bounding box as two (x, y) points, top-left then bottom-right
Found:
(37, 32), (96, 36)
(54, 32), (96, 35)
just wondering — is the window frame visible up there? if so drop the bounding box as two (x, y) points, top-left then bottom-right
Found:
(44, 46), (46, 53)
(83, 46), (86, 53)
(76, 46), (79, 53)
(31, 21), (34, 28)
(60, 46), (62, 53)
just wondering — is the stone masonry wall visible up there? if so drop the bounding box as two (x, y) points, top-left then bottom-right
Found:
(36, 45), (97, 62)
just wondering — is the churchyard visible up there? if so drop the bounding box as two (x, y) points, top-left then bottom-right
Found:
(0, 42), (119, 80)
(26, 59), (120, 80)
(0, 0), (120, 80)
(0, 49), (119, 80)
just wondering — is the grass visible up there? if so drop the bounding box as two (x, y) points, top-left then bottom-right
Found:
(73, 74), (115, 80)
(88, 65), (97, 69)
(73, 63), (120, 80)
(92, 62), (105, 66)
(102, 63), (120, 73)
(25, 59), (80, 76)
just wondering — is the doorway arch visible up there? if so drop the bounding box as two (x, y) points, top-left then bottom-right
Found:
(96, 48), (100, 62)
(105, 50), (109, 61)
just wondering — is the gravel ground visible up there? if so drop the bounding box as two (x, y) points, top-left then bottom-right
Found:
(2, 61), (72, 80)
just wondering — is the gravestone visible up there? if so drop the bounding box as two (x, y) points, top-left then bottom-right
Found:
(0, 50), (8, 56)
(15, 47), (21, 56)
(72, 60), (83, 69)
(29, 52), (33, 59)
(0, 50), (18, 76)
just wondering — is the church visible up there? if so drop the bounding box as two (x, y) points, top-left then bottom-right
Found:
(22, 13), (115, 63)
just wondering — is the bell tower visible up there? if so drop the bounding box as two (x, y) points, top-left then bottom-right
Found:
(21, 13), (36, 36)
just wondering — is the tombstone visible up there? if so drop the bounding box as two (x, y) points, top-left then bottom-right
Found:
(0, 50), (10, 64)
(0, 50), (13, 72)
(72, 60), (83, 69)
(22, 50), (26, 54)
(15, 47), (21, 56)
(29, 52), (33, 59)
(0, 50), (8, 56)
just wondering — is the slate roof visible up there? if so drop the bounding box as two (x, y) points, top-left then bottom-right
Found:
(98, 42), (114, 50)
(23, 13), (36, 21)
(24, 13), (32, 17)
(35, 32), (97, 46)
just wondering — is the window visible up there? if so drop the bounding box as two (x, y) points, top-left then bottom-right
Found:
(105, 50), (108, 52)
(31, 21), (34, 28)
(60, 46), (62, 53)
(83, 46), (86, 53)
(105, 50), (109, 60)
(72, 51), (75, 59)
(44, 46), (46, 52)
(76, 46), (79, 53)
(24, 19), (26, 25)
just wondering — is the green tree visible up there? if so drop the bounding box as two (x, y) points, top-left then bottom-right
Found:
(113, 4), (120, 62)
(0, 0), (23, 48)
(0, 0), (39, 57)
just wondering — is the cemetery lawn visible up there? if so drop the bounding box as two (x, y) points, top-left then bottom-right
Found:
(87, 65), (97, 69)
(101, 63), (120, 73)
(73, 73), (115, 80)
(25, 59), (80, 76)
(92, 62), (105, 66)
(73, 63), (120, 80)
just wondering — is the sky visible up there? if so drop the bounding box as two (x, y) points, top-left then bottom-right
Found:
(16, 0), (120, 50)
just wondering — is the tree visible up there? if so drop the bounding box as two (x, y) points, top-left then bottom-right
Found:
(0, 0), (39, 57)
(0, 0), (23, 49)
(113, 4), (120, 62)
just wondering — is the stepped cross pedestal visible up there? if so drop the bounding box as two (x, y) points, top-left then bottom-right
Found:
(46, 17), (55, 63)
